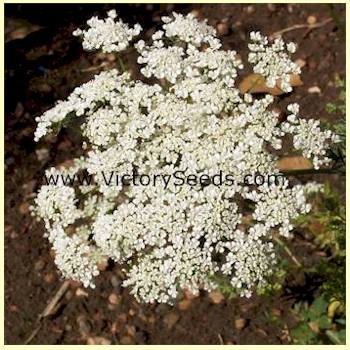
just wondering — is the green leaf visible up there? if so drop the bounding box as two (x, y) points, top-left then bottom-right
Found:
(312, 297), (328, 314)
(318, 315), (331, 329)
(326, 330), (346, 345)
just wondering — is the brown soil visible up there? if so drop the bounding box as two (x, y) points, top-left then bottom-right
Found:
(4, 3), (345, 345)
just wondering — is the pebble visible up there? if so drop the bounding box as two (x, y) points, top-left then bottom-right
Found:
(128, 308), (136, 316)
(34, 259), (46, 271)
(19, 201), (30, 215)
(108, 293), (121, 305)
(35, 148), (49, 162)
(308, 86), (322, 94)
(87, 337), (111, 345)
(267, 4), (276, 12)
(246, 5), (255, 14)
(110, 275), (121, 289)
(126, 324), (136, 337)
(295, 58), (306, 68)
(209, 290), (225, 304)
(163, 312), (180, 330)
(43, 272), (55, 284)
(307, 15), (317, 25)
(65, 290), (74, 300)
(217, 22), (229, 36)
(190, 9), (200, 17)
(234, 318), (247, 330)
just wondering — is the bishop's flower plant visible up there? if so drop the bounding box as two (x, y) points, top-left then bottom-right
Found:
(32, 11), (339, 303)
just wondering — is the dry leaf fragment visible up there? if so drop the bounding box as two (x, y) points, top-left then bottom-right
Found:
(239, 73), (302, 95)
(277, 156), (313, 171)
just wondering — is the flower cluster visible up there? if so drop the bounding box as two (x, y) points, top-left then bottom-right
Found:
(32, 11), (338, 303)
(248, 31), (300, 92)
(73, 9), (142, 53)
(281, 103), (340, 169)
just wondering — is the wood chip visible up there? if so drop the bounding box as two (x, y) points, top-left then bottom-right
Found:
(277, 156), (313, 171)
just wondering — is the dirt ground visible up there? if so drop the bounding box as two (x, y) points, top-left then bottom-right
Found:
(4, 3), (345, 345)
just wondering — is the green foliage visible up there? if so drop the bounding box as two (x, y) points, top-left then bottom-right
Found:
(296, 183), (345, 306)
(325, 78), (346, 172)
(209, 274), (238, 299)
(257, 256), (289, 296)
(291, 296), (345, 345)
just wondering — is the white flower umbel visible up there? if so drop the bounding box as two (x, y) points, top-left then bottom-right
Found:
(73, 9), (142, 53)
(248, 31), (300, 92)
(53, 227), (101, 288)
(281, 103), (340, 169)
(32, 11), (338, 303)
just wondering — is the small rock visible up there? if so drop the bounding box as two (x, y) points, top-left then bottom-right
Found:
(234, 318), (247, 330)
(110, 275), (121, 289)
(106, 53), (116, 62)
(18, 201), (30, 215)
(128, 308), (136, 316)
(120, 336), (133, 345)
(35, 148), (49, 162)
(307, 15), (317, 25)
(110, 322), (119, 334)
(246, 5), (255, 14)
(87, 337), (111, 345)
(108, 293), (121, 305)
(295, 58), (306, 68)
(267, 4), (276, 11)
(43, 272), (55, 284)
(209, 290), (224, 304)
(217, 22), (229, 36)
(65, 290), (74, 300)
(126, 324), (136, 337)
(308, 86), (322, 94)
(190, 9), (200, 17)
(163, 312), (180, 330)
(34, 259), (46, 271)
